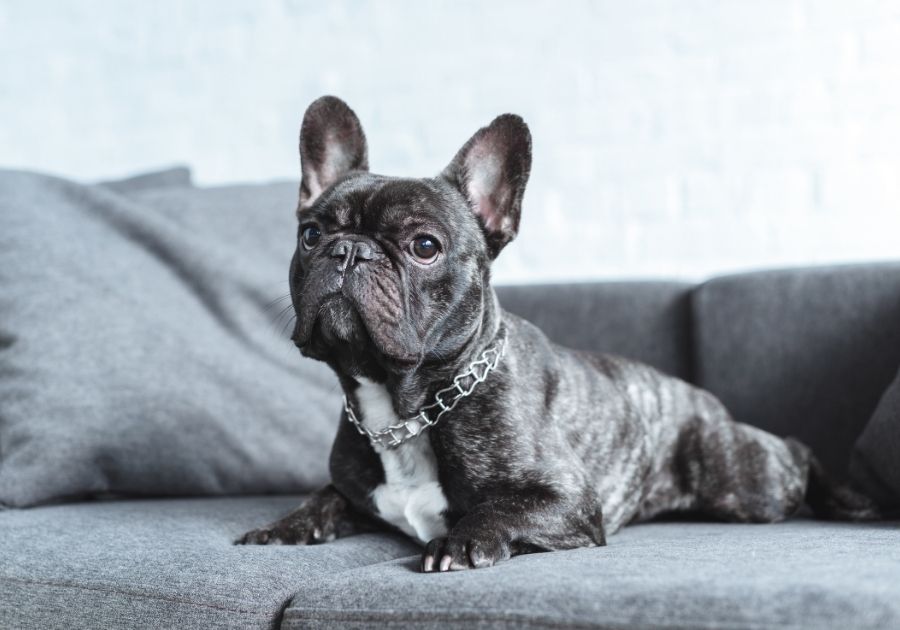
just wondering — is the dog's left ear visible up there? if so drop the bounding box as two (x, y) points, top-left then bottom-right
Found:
(298, 96), (369, 212)
(442, 114), (532, 258)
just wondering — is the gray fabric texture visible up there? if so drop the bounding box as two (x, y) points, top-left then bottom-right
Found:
(5, 169), (900, 629)
(0, 169), (340, 507)
(281, 519), (900, 630)
(692, 263), (900, 478)
(496, 282), (693, 381)
(1, 497), (896, 630)
(851, 366), (900, 509)
(0, 496), (420, 630)
(97, 166), (194, 193)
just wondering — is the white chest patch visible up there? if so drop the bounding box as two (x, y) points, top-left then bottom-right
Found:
(355, 378), (449, 544)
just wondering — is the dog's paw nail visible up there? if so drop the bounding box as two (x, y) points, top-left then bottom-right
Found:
(236, 529), (270, 545)
(469, 549), (491, 568)
(439, 555), (452, 572)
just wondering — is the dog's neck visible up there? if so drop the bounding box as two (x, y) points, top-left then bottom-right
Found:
(337, 285), (504, 420)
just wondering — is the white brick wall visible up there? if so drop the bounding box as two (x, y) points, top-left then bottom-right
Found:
(2, 0), (899, 283)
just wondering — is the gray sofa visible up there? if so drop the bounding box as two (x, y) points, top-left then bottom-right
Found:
(1, 170), (899, 629)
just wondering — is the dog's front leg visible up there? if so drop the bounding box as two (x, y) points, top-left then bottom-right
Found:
(422, 492), (605, 572)
(236, 484), (381, 545)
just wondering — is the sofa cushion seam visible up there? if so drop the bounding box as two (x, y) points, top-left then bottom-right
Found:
(0, 574), (273, 618)
(282, 606), (827, 630)
(284, 608), (602, 629)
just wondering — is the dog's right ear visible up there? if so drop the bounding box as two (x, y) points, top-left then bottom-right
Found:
(441, 114), (532, 258)
(298, 96), (368, 212)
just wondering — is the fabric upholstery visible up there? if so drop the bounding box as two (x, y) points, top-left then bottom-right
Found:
(98, 165), (194, 193)
(5, 168), (900, 629)
(692, 263), (900, 478)
(496, 282), (694, 380)
(851, 365), (900, 509)
(0, 496), (420, 630)
(2, 497), (896, 630)
(281, 519), (900, 629)
(0, 169), (340, 507)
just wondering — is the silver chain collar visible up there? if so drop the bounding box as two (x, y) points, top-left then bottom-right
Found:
(343, 329), (507, 450)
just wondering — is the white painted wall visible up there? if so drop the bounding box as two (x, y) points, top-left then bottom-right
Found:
(2, 1), (899, 283)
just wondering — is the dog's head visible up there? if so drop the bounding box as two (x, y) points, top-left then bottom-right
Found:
(290, 96), (531, 379)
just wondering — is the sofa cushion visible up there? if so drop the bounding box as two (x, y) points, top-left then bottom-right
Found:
(0, 167), (698, 508)
(496, 282), (694, 380)
(851, 366), (900, 509)
(0, 496), (420, 629)
(692, 263), (900, 478)
(5, 498), (895, 630)
(281, 520), (900, 630)
(0, 169), (340, 507)
(98, 165), (194, 193)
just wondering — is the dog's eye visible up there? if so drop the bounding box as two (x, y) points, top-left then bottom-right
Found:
(301, 225), (322, 250)
(409, 235), (440, 263)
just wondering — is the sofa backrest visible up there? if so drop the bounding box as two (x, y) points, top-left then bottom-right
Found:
(496, 282), (695, 381)
(693, 263), (900, 479)
(497, 263), (900, 479)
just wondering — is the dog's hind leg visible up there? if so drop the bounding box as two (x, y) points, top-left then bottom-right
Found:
(674, 393), (879, 523)
(672, 394), (810, 523)
(784, 438), (881, 521)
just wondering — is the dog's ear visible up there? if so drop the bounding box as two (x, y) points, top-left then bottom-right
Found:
(298, 96), (368, 212)
(442, 114), (532, 258)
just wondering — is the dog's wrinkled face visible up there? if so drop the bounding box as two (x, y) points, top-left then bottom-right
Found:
(290, 96), (531, 379)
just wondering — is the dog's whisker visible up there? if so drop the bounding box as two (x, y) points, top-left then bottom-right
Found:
(262, 294), (293, 312)
(279, 314), (297, 339)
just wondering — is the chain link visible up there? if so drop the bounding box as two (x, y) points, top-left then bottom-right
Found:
(343, 329), (507, 450)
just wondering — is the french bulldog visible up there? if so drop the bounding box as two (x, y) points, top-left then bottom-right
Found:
(237, 96), (877, 571)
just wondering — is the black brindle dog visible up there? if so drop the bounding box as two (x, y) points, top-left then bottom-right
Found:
(237, 96), (877, 572)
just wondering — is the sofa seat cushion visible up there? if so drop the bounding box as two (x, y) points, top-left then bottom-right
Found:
(1, 501), (897, 629)
(0, 497), (419, 629)
(281, 520), (900, 630)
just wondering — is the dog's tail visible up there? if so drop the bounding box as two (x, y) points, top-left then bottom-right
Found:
(786, 438), (881, 521)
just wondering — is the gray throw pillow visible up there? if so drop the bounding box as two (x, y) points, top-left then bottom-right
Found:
(0, 168), (339, 507)
(850, 366), (900, 510)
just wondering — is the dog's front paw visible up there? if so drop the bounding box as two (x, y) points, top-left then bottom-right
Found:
(235, 504), (338, 546)
(421, 532), (511, 572)
(236, 526), (282, 545)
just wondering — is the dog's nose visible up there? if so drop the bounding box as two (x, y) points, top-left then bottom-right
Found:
(331, 239), (376, 270)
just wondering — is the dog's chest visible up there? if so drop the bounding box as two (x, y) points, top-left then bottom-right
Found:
(355, 379), (449, 544)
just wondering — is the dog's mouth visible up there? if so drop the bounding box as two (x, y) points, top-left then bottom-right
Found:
(292, 293), (419, 367)
(314, 294), (362, 343)
(292, 294), (357, 346)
